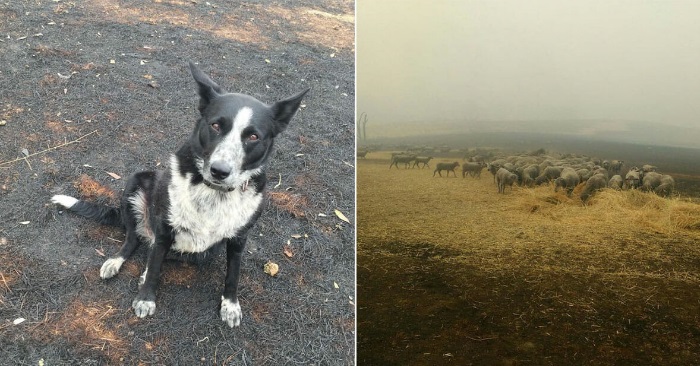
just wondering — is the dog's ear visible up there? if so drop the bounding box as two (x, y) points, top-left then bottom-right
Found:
(270, 88), (309, 136)
(189, 62), (224, 113)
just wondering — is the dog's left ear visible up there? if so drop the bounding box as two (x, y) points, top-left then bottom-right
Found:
(270, 89), (309, 136)
(189, 62), (224, 113)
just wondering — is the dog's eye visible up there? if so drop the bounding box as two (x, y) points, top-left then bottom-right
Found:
(248, 134), (259, 141)
(211, 123), (221, 133)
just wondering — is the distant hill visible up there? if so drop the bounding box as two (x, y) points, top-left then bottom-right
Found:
(368, 119), (700, 150)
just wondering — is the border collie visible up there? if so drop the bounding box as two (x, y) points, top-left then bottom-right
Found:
(51, 62), (308, 327)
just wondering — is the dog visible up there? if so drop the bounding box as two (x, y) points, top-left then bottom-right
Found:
(51, 62), (308, 327)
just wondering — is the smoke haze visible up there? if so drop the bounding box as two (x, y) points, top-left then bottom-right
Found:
(357, 0), (700, 148)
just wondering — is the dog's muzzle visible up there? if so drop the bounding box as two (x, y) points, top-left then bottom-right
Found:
(203, 179), (249, 192)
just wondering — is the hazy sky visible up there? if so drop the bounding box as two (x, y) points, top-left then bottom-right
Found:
(357, 0), (700, 136)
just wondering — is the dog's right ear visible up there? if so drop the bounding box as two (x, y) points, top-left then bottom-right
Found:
(190, 62), (223, 113)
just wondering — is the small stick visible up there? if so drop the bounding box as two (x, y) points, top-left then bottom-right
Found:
(0, 129), (98, 167)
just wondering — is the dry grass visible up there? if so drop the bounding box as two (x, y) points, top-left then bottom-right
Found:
(75, 174), (117, 202)
(358, 156), (700, 364)
(37, 299), (128, 363)
(268, 190), (309, 218)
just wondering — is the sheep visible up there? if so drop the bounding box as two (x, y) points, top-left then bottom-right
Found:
(433, 162), (460, 177)
(624, 168), (642, 189)
(487, 162), (502, 183)
(412, 156), (433, 169)
(608, 175), (624, 190)
(580, 173), (608, 203)
(357, 150), (368, 159)
(609, 160), (624, 175)
(642, 172), (675, 196)
(642, 164), (657, 173)
(534, 166), (563, 185)
(389, 154), (416, 169)
(655, 175), (675, 197)
(576, 168), (592, 183)
(461, 162), (485, 178)
(553, 167), (580, 196)
(496, 167), (518, 193)
(518, 164), (540, 187)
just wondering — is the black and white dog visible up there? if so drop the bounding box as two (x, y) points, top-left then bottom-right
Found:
(51, 62), (308, 327)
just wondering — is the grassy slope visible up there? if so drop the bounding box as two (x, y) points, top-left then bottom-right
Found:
(357, 153), (700, 365)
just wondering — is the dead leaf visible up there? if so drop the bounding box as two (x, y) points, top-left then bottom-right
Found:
(333, 281), (339, 289)
(95, 248), (105, 257)
(334, 209), (350, 223)
(263, 261), (279, 276)
(283, 246), (294, 258)
(106, 171), (121, 180)
(19, 221), (30, 225)
(291, 234), (302, 239)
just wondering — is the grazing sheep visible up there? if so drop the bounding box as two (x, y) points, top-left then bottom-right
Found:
(576, 168), (592, 183)
(642, 172), (675, 196)
(461, 162), (485, 178)
(580, 173), (608, 203)
(496, 167), (518, 193)
(609, 160), (624, 175)
(554, 167), (580, 196)
(608, 175), (624, 190)
(412, 156), (433, 169)
(534, 166), (563, 185)
(591, 167), (609, 180)
(357, 150), (368, 159)
(519, 164), (540, 187)
(433, 162), (460, 177)
(389, 154), (416, 169)
(624, 168), (642, 189)
(655, 176), (675, 197)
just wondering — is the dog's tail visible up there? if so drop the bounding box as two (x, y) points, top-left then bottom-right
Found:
(51, 195), (122, 227)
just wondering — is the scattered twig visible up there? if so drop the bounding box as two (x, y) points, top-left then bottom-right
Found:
(0, 130), (98, 167)
(274, 173), (282, 189)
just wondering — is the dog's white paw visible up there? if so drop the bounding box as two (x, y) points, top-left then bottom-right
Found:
(100, 257), (125, 279)
(51, 194), (78, 208)
(132, 299), (156, 318)
(220, 297), (241, 327)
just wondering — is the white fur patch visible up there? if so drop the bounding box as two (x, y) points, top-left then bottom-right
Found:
(168, 156), (263, 253)
(202, 107), (263, 189)
(128, 189), (155, 245)
(51, 194), (78, 209)
(100, 257), (125, 279)
(220, 297), (242, 327)
(139, 269), (148, 286)
(132, 299), (156, 318)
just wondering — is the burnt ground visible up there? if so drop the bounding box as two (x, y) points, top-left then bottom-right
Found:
(0, 1), (354, 364)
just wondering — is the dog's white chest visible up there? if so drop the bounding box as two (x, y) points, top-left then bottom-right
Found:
(167, 173), (262, 253)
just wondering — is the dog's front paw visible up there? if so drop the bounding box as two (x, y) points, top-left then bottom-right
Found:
(132, 298), (156, 318)
(220, 297), (242, 327)
(100, 257), (125, 279)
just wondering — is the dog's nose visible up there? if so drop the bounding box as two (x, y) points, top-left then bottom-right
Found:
(210, 162), (232, 180)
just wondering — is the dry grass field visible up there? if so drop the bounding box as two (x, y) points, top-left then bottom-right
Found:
(357, 152), (700, 365)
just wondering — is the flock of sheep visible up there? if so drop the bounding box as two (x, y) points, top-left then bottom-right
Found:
(383, 151), (675, 203)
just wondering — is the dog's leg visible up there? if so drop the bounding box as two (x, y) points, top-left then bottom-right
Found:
(221, 237), (245, 327)
(132, 235), (171, 318)
(101, 230), (141, 279)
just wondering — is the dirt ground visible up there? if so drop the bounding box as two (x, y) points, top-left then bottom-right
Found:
(357, 153), (700, 365)
(1, 1), (354, 364)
